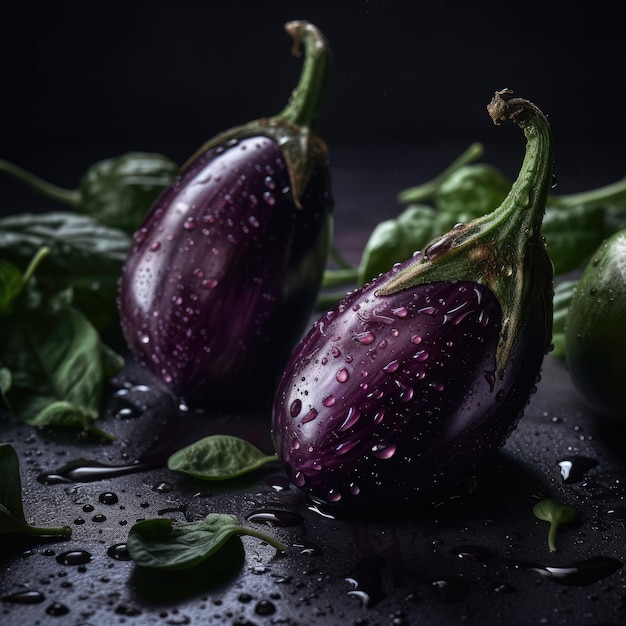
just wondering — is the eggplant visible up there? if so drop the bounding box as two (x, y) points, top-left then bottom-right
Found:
(272, 90), (555, 511)
(118, 21), (333, 409)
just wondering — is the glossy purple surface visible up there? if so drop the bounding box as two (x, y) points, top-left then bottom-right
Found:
(118, 135), (332, 408)
(272, 257), (548, 510)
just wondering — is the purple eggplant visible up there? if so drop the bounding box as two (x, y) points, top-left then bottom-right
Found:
(272, 90), (555, 511)
(118, 21), (333, 408)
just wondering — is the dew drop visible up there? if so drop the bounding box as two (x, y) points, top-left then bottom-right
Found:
(149, 240), (161, 251)
(353, 331), (375, 345)
(484, 370), (496, 392)
(45, 602), (70, 616)
(302, 408), (318, 424)
(418, 306), (437, 315)
(558, 456), (599, 483)
(56, 550), (92, 566)
(392, 306), (408, 317)
(336, 439), (360, 455)
(410, 334), (422, 345)
(339, 406), (361, 431)
(399, 386), (414, 402)
(336, 368), (349, 383)
(1, 590), (46, 604)
(382, 360), (400, 373)
(255, 599), (277, 616)
(107, 543), (132, 561)
(327, 488), (342, 502)
(246, 509), (304, 527)
(322, 395), (336, 407)
(371, 442), (397, 459)
(201, 278), (218, 289)
(290, 399), (302, 418)
(183, 217), (197, 230)
(99, 492), (119, 505)
(413, 349), (429, 362)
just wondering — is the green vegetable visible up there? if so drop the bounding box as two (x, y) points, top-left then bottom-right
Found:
(395, 142), (485, 205)
(167, 435), (278, 481)
(0, 443), (72, 537)
(0, 248), (121, 440)
(127, 513), (287, 571)
(565, 230), (626, 420)
(550, 279), (577, 358)
(356, 204), (436, 286)
(0, 152), (179, 234)
(533, 498), (577, 553)
(434, 162), (512, 218)
(0, 211), (131, 331)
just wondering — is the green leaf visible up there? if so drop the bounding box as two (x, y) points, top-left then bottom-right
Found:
(0, 443), (72, 537)
(357, 205), (435, 286)
(77, 152), (179, 234)
(0, 259), (24, 314)
(533, 498), (577, 552)
(1, 304), (117, 439)
(0, 211), (131, 330)
(542, 204), (606, 275)
(127, 513), (287, 571)
(167, 435), (278, 481)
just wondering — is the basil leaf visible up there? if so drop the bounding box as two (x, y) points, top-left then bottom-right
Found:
(357, 205), (435, 286)
(0, 443), (72, 537)
(1, 304), (120, 439)
(0, 211), (131, 330)
(167, 435), (278, 481)
(533, 498), (577, 552)
(127, 513), (286, 571)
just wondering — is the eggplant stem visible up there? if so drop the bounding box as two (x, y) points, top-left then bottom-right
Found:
(22, 246), (51, 286)
(550, 176), (626, 209)
(277, 21), (331, 132)
(0, 160), (80, 206)
(376, 89), (555, 377)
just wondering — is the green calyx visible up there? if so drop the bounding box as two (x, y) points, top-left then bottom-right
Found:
(376, 89), (555, 378)
(182, 20), (331, 207)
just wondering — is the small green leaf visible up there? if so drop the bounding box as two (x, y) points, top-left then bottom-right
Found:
(0, 443), (72, 538)
(127, 512), (287, 571)
(357, 205), (435, 286)
(167, 435), (278, 481)
(0, 259), (24, 314)
(533, 498), (577, 552)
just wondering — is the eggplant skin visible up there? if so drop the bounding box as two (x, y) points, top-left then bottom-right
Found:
(272, 259), (547, 511)
(118, 135), (333, 409)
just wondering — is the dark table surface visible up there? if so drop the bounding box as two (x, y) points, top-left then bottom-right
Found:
(1, 141), (626, 626)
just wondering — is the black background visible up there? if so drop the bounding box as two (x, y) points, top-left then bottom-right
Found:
(1, 1), (625, 197)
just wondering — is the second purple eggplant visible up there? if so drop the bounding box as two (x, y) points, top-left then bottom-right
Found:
(118, 21), (333, 409)
(272, 90), (555, 511)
